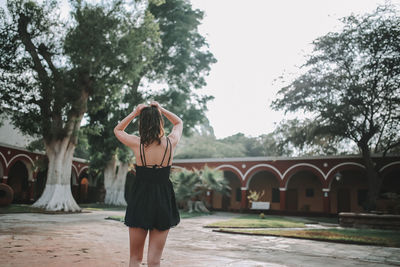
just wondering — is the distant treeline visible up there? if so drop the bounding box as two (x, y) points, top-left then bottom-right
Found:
(174, 129), (291, 159)
(173, 122), (359, 159)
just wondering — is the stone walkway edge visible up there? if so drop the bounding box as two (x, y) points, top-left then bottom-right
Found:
(212, 228), (398, 248)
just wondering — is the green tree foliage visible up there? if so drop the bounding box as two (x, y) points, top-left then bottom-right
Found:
(0, 0), (167, 210)
(220, 133), (266, 157)
(147, 0), (217, 135)
(83, 0), (217, 186)
(83, 3), (161, 178)
(175, 132), (246, 159)
(174, 126), (290, 159)
(271, 5), (400, 210)
(73, 126), (90, 160)
(0, 0), (142, 142)
(272, 119), (358, 156)
(173, 124), (354, 159)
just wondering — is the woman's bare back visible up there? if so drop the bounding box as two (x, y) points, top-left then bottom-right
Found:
(133, 136), (175, 167)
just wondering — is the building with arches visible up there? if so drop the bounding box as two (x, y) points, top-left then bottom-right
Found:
(0, 116), (93, 204)
(2, 138), (399, 214)
(1, 117), (399, 213)
(172, 156), (400, 215)
(0, 142), (90, 204)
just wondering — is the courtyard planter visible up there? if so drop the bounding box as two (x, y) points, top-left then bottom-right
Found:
(251, 201), (270, 210)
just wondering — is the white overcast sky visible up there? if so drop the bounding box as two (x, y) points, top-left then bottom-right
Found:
(1, 0), (399, 138)
(189, 0), (400, 138)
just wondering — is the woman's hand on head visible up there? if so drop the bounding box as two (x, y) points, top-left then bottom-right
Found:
(133, 104), (147, 116)
(150, 101), (161, 109)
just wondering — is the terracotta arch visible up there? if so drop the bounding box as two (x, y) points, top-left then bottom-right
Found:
(7, 155), (35, 182)
(284, 168), (325, 212)
(71, 169), (79, 186)
(244, 164), (282, 189)
(78, 170), (89, 184)
(379, 163), (400, 191)
(327, 162), (366, 190)
(7, 153), (35, 168)
(219, 170), (242, 211)
(379, 161), (400, 178)
(7, 159), (31, 203)
(70, 165), (79, 183)
(0, 152), (7, 173)
(282, 164), (326, 189)
(215, 164), (244, 183)
(221, 169), (242, 184)
(78, 165), (89, 177)
(245, 168), (282, 210)
(0, 157), (4, 179)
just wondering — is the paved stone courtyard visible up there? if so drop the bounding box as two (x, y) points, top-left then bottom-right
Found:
(0, 210), (399, 266)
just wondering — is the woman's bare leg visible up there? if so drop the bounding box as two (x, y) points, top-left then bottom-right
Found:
(129, 227), (148, 267)
(147, 229), (169, 267)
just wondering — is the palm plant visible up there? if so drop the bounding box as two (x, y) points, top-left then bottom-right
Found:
(170, 169), (200, 204)
(170, 166), (231, 212)
(197, 166), (231, 197)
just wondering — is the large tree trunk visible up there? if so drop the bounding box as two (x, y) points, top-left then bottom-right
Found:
(186, 200), (210, 213)
(104, 158), (129, 206)
(360, 145), (383, 212)
(104, 153), (118, 204)
(32, 138), (81, 212)
(32, 87), (88, 212)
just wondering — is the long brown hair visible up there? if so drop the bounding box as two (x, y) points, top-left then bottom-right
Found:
(139, 106), (165, 146)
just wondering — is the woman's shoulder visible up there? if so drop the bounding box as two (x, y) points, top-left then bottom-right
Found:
(139, 136), (170, 148)
(167, 132), (181, 147)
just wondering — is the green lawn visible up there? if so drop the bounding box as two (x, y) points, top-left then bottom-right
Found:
(206, 215), (306, 228)
(1, 203), (211, 220)
(80, 203), (211, 219)
(215, 228), (400, 247)
(305, 217), (339, 224)
(0, 204), (41, 213)
(105, 215), (125, 222)
(180, 211), (211, 219)
(0, 203), (123, 213)
(80, 203), (126, 211)
(80, 204), (212, 218)
(0, 204), (81, 214)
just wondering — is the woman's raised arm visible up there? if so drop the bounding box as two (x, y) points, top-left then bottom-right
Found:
(113, 104), (147, 148)
(150, 101), (183, 145)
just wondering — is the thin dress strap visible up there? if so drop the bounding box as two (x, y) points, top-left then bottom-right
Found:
(140, 142), (147, 166)
(159, 137), (170, 167)
(166, 137), (172, 166)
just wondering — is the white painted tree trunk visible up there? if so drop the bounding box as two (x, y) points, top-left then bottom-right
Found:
(104, 154), (117, 204)
(187, 200), (194, 212)
(194, 201), (210, 213)
(32, 139), (81, 212)
(187, 200), (210, 213)
(104, 159), (129, 206)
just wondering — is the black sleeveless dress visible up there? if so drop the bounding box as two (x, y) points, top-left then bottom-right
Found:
(124, 137), (180, 230)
